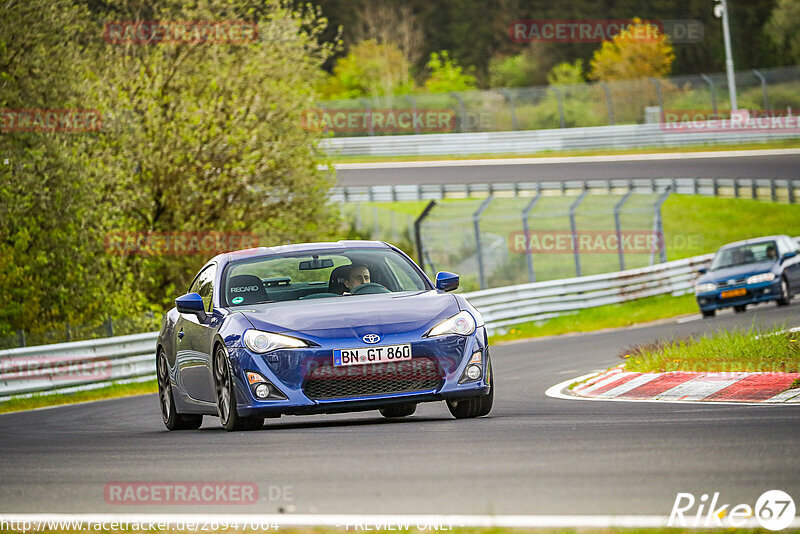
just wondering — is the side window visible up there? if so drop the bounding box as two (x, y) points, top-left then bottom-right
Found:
(384, 255), (425, 291)
(190, 265), (216, 312)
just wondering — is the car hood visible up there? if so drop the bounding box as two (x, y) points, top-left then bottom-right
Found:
(237, 291), (461, 337)
(701, 261), (777, 283)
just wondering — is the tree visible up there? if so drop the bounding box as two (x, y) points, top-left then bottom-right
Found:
(423, 51), (477, 93)
(547, 60), (585, 86)
(318, 40), (413, 99)
(766, 0), (800, 64)
(589, 18), (675, 81)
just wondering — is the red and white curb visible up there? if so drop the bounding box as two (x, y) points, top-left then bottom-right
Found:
(547, 366), (800, 405)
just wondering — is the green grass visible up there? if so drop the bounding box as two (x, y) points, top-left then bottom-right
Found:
(329, 139), (800, 163)
(0, 380), (157, 414)
(620, 325), (800, 373)
(489, 293), (697, 344)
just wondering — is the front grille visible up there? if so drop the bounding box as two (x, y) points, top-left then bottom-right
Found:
(303, 357), (443, 400)
(717, 277), (746, 288)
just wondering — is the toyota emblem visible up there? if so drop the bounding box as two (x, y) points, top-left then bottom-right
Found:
(362, 333), (381, 344)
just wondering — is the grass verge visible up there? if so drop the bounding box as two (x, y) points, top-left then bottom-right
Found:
(488, 293), (697, 344)
(620, 325), (800, 373)
(0, 379), (157, 415)
(329, 139), (800, 163)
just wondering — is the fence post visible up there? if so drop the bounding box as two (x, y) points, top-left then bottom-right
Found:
(614, 188), (634, 271)
(104, 317), (114, 337)
(360, 98), (374, 136)
(600, 82), (615, 125)
(752, 70), (770, 112)
(549, 86), (566, 128)
(414, 200), (437, 271)
(450, 92), (466, 133)
(700, 74), (718, 116)
(789, 180), (796, 204)
(651, 185), (673, 265)
(771, 180), (777, 202)
(474, 196), (494, 289)
(734, 177), (740, 198)
(16, 329), (26, 347)
(404, 94), (419, 134)
(522, 189), (542, 283)
(751, 179), (758, 200)
(649, 78), (664, 114)
(499, 89), (518, 130)
(569, 187), (589, 277)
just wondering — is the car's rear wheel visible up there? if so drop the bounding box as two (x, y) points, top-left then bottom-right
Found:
(446, 358), (494, 419)
(777, 276), (791, 306)
(734, 305), (747, 313)
(380, 403), (417, 418)
(157, 348), (202, 430)
(702, 309), (716, 318)
(214, 345), (263, 431)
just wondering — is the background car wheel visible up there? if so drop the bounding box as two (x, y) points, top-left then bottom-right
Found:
(702, 309), (716, 318)
(777, 277), (791, 306)
(214, 345), (260, 431)
(446, 358), (494, 419)
(733, 305), (747, 313)
(157, 349), (202, 430)
(380, 403), (417, 418)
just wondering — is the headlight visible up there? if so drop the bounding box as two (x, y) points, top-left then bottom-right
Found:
(746, 272), (776, 285)
(695, 282), (717, 294)
(426, 311), (476, 337)
(243, 329), (308, 353)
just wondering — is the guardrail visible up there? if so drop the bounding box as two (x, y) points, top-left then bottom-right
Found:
(0, 332), (157, 400)
(330, 177), (798, 203)
(321, 122), (800, 157)
(1, 238), (796, 399)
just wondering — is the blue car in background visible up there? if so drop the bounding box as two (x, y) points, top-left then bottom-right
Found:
(695, 235), (800, 317)
(156, 241), (493, 431)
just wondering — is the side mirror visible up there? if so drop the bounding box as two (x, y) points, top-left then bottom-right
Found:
(176, 292), (206, 320)
(435, 271), (460, 292)
(782, 251), (798, 261)
(697, 267), (708, 275)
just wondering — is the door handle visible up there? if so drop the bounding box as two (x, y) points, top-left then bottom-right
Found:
(178, 329), (185, 340)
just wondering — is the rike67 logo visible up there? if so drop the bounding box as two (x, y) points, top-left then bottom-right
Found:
(669, 490), (796, 530)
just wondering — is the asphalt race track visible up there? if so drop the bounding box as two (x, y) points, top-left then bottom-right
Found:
(333, 150), (800, 186)
(1, 302), (798, 516)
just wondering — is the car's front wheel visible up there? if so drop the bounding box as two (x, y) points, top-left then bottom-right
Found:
(702, 309), (716, 318)
(777, 276), (792, 306)
(214, 345), (263, 431)
(157, 348), (203, 430)
(734, 305), (747, 313)
(446, 360), (494, 419)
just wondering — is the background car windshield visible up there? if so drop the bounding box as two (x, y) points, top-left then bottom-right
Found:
(224, 249), (428, 305)
(711, 241), (778, 270)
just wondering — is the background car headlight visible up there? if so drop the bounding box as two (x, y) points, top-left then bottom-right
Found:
(746, 272), (776, 285)
(243, 329), (308, 353)
(695, 282), (717, 294)
(426, 311), (476, 337)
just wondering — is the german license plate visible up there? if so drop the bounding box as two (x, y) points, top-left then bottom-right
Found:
(720, 288), (747, 298)
(333, 344), (412, 367)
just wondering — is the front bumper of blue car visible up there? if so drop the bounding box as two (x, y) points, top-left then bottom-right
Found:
(226, 327), (491, 417)
(695, 278), (783, 312)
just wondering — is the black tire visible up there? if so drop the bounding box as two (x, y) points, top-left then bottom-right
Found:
(702, 309), (716, 318)
(733, 305), (747, 313)
(777, 277), (791, 306)
(157, 348), (203, 430)
(380, 403), (417, 418)
(446, 358), (494, 419)
(213, 344), (261, 431)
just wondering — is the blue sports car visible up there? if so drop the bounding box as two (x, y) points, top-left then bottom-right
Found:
(694, 235), (800, 317)
(156, 241), (493, 431)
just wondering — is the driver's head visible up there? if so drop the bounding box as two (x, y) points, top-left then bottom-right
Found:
(345, 264), (370, 292)
(766, 245), (777, 259)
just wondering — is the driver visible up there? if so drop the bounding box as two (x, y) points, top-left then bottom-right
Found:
(344, 264), (370, 293)
(766, 245), (778, 260)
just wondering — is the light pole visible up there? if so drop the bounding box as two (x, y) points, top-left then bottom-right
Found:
(714, 0), (738, 110)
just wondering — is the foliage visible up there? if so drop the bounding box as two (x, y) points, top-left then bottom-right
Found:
(590, 18), (675, 81)
(488, 53), (541, 88)
(547, 60), (586, 86)
(318, 39), (413, 99)
(766, 0), (800, 64)
(422, 51), (477, 94)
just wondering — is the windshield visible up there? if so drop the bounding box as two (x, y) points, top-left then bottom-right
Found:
(223, 248), (429, 306)
(710, 241), (778, 270)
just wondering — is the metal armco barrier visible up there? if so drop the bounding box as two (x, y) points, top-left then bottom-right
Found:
(464, 253), (713, 331)
(330, 177), (798, 203)
(0, 332), (157, 399)
(321, 122), (800, 157)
